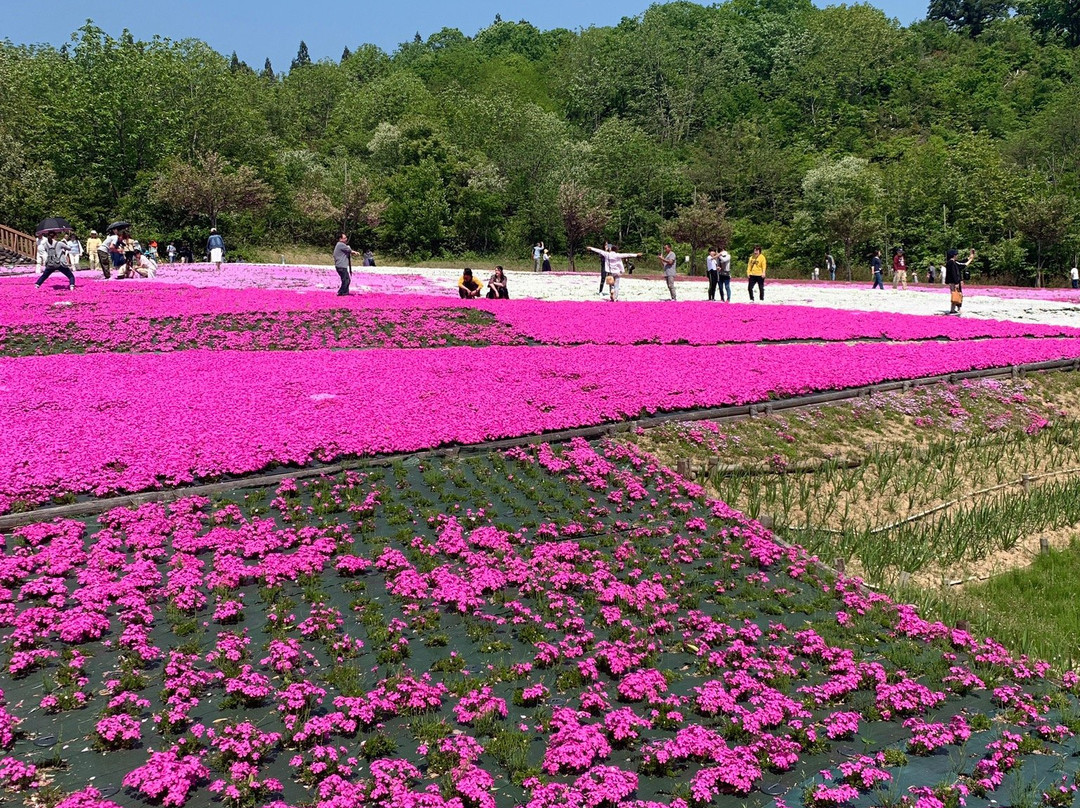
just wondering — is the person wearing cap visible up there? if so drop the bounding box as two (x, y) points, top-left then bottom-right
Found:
(206, 228), (225, 270)
(86, 231), (102, 273)
(147, 241), (159, 262)
(892, 247), (907, 290)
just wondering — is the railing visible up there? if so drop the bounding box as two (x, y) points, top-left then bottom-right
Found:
(0, 223), (35, 261)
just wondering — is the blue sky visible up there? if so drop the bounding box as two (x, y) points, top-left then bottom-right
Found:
(4, 0), (928, 72)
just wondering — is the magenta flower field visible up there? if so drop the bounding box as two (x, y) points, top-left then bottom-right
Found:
(3, 276), (1080, 513)
(4, 272), (1080, 808)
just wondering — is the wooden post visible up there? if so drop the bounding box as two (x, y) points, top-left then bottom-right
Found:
(1021, 474), (1031, 492)
(834, 557), (845, 575)
(1040, 537), (1050, 554)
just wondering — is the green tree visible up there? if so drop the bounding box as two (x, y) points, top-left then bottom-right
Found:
(558, 181), (611, 269)
(291, 41), (311, 71)
(152, 152), (273, 228)
(927, 0), (1010, 36)
(1013, 193), (1074, 287)
(668, 193), (733, 275)
(799, 156), (883, 280)
(1016, 0), (1080, 45)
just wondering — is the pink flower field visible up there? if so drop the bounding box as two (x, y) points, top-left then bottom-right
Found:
(3, 275), (1080, 512)
(4, 270), (1080, 808)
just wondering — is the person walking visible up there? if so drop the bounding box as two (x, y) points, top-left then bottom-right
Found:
(588, 244), (641, 302)
(892, 247), (907, 290)
(1071, 266), (1079, 289)
(660, 243), (678, 300)
(86, 230), (102, 274)
(747, 245), (767, 300)
(706, 248), (719, 301)
(34, 232), (75, 291)
(871, 250), (884, 289)
(717, 246), (731, 302)
(333, 232), (361, 296)
(206, 228), (225, 270)
(532, 241), (544, 273)
(825, 252), (836, 281)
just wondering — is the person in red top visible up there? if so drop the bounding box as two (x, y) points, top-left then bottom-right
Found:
(892, 247), (907, 290)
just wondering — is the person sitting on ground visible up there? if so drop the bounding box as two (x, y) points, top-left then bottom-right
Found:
(486, 266), (509, 299)
(458, 268), (483, 299)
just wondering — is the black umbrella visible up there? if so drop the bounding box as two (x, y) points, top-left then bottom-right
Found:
(35, 217), (75, 236)
(106, 221), (132, 232)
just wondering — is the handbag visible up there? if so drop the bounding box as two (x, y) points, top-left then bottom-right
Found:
(950, 288), (963, 306)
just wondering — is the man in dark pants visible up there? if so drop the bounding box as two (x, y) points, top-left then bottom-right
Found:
(34, 232), (76, 290)
(598, 241), (610, 295)
(333, 233), (361, 296)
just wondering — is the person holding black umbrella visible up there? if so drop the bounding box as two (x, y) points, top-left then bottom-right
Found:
(34, 232), (75, 291)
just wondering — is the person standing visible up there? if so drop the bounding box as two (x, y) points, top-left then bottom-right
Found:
(36, 235), (47, 271)
(65, 234), (82, 273)
(717, 246), (732, 302)
(927, 262), (936, 284)
(892, 247), (907, 290)
(86, 230), (102, 274)
(333, 232), (360, 296)
(944, 248), (974, 315)
(706, 248), (719, 301)
(541, 249), (552, 272)
(363, 250), (375, 267)
(598, 241), (610, 295)
(660, 244), (677, 300)
(206, 228), (225, 270)
(1071, 266), (1079, 289)
(532, 241), (544, 273)
(588, 244), (641, 302)
(147, 241), (159, 262)
(825, 252), (836, 281)
(33, 232), (75, 291)
(747, 245), (767, 300)
(167, 242), (177, 264)
(871, 250), (884, 289)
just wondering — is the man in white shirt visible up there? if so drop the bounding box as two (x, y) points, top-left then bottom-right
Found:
(706, 249), (719, 301)
(1072, 266), (1079, 289)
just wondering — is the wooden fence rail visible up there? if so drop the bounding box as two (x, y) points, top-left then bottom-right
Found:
(0, 223), (35, 261)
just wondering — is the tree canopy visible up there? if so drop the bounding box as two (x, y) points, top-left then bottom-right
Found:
(1, 8), (1079, 281)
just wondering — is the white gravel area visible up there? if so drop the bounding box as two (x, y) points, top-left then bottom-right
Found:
(348, 265), (1080, 329)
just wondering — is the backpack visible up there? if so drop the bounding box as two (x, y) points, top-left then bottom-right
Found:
(45, 240), (66, 267)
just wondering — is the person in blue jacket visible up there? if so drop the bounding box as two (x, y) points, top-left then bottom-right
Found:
(206, 228), (225, 270)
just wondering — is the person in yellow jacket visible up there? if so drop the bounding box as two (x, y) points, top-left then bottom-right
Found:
(86, 231), (102, 274)
(747, 245), (767, 301)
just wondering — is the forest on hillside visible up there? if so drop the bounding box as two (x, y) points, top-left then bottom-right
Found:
(1, 0), (1079, 283)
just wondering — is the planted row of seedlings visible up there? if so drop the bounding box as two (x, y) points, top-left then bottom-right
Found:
(9, 439), (1080, 808)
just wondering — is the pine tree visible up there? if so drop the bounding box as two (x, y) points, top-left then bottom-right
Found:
(291, 40), (312, 71)
(261, 58), (274, 79)
(341, 46), (351, 62)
